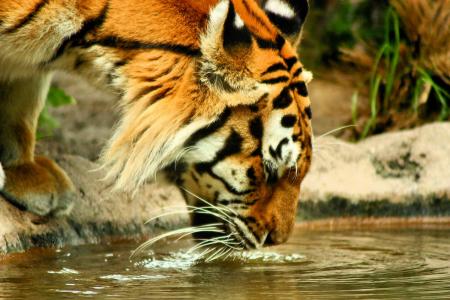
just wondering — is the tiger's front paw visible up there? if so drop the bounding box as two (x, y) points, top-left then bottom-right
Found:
(1, 156), (76, 217)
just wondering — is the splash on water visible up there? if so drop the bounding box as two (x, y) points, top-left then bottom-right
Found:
(48, 268), (79, 275)
(233, 251), (305, 263)
(137, 251), (205, 270)
(135, 249), (306, 271)
(100, 274), (167, 282)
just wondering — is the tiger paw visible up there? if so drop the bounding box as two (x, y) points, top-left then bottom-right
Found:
(1, 156), (76, 217)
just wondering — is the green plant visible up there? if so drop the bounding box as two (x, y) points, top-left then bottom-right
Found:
(37, 86), (76, 139)
(412, 68), (449, 121)
(352, 1), (449, 139)
(360, 8), (400, 138)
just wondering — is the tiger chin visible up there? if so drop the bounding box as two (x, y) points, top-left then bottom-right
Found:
(0, 0), (313, 248)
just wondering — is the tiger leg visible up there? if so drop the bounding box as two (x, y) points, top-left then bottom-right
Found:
(0, 73), (76, 217)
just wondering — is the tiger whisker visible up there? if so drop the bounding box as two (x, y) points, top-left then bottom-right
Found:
(145, 204), (236, 228)
(197, 247), (215, 260)
(184, 205), (236, 227)
(138, 225), (223, 251)
(173, 146), (198, 171)
(145, 209), (192, 225)
(216, 203), (239, 217)
(143, 194), (246, 258)
(311, 151), (334, 163)
(222, 248), (235, 261)
(189, 238), (244, 258)
(313, 142), (353, 149)
(147, 189), (250, 259)
(205, 247), (231, 262)
(210, 247), (234, 262)
(173, 230), (215, 243)
(181, 187), (236, 218)
(316, 125), (356, 139)
(189, 241), (231, 256)
(194, 238), (242, 247)
(186, 235), (240, 254)
(187, 239), (242, 253)
(130, 224), (223, 259)
(204, 247), (225, 262)
(223, 248), (235, 261)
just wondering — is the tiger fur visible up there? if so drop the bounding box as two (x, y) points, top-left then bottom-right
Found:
(0, 0), (313, 247)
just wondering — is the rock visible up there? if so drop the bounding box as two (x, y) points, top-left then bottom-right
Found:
(299, 122), (450, 219)
(0, 155), (188, 255)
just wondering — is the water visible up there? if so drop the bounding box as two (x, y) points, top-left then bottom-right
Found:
(1, 224), (449, 299)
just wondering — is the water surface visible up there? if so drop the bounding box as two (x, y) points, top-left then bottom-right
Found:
(1, 224), (449, 299)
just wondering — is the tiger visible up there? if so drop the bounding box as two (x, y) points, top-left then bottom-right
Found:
(0, 0), (313, 248)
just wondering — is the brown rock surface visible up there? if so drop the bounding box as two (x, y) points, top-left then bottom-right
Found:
(300, 122), (450, 219)
(0, 155), (187, 254)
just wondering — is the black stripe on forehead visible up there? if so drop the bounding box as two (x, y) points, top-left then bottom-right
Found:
(290, 81), (308, 97)
(261, 62), (288, 76)
(293, 67), (303, 78)
(262, 76), (290, 85)
(184, 108), (231, 147)
(284, 57), (298, 71)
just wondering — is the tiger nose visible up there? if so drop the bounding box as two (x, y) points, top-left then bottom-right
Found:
(263, 229), (290, 246)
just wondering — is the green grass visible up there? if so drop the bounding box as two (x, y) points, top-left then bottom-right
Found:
(413, 68), (450, 121)
(354, 7), (449, 139)
(37, 86), (76, 139)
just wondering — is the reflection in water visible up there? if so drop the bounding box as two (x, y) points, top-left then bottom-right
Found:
(0, 225), (449, 299)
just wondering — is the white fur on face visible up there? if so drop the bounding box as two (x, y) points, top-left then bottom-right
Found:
(185, 135), (227, 163)
(114, 116), (214, 190)
(262, 110), (300, 177)
(264, 0), (296, 19)
(0, 162), (5, 189)
(212, 160), (252, 193)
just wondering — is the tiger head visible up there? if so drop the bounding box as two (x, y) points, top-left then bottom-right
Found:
(105, 0), (312, 248)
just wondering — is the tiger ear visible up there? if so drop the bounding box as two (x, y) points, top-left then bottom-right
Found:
(199, 1), (268, 106)
(262, 0), (309, 47)
(201, 0), (253, 57)
(222, 1), (253, 53)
